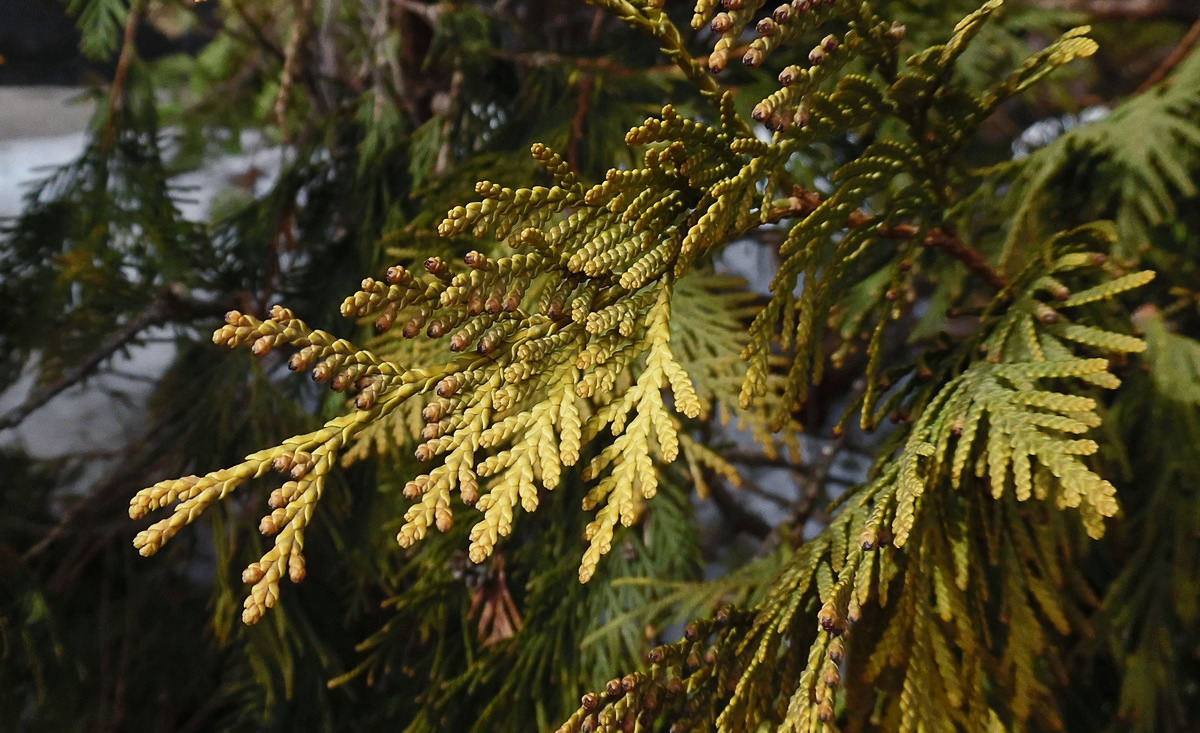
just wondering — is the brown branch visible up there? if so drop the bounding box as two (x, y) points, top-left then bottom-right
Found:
(566, 73), (595, 174)
(1136, 15), (1200, 94)
(103, 0), (144, 146)
(1025, 0), (1199, 21)
(920, 227), (1008, 290)
(764, 188), (1008, 290)
(878, 222), (1007, 289)
(0, 287), (240, 433)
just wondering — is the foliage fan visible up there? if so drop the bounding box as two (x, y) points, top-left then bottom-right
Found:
(5, 0), (1200, 730)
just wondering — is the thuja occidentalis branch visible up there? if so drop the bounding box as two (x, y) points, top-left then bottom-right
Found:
(766, 186), (1008, 290)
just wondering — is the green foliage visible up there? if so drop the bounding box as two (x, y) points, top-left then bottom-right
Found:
(4, 0), (1200, 731)
(993, 33), (1200, 257)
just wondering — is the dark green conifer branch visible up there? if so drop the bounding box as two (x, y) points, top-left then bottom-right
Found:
(8, 0), (1197, 729)
(125, 0), (1114, 643)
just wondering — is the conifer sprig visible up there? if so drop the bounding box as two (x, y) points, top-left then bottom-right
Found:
(129, 0), (1108, 634)
(561, 227), (1153, 731)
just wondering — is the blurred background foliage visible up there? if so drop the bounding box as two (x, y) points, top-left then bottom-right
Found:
(1, 0), (1198, 730)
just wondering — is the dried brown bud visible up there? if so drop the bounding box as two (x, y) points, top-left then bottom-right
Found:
(818, 603), (841, 633)
(403, 479), (425, 499)
(460, 478), (479, 506)
(287, 353), (305, 371)
(752, 103), (771, 123)
(224, 309), (243, 326)
(289, 458), (309, 482)
(743, 47), (765, 67)
(288, 553), (306, 583)
(426, 320), (447, 338)
(885, 21), (906, 42)
(773, 4), (792, 23)
(708, 50), (728, 74)
(464, 250), (487, 269)
(756, 18), (776, 36)
(331, 371), (353, 392)
(436, 375), (460, 397)
(581, 692), (600, 710)
(821, 34), (839, 52)
(817, 702), (834, 723)
(606, 679), (624, 698)
(311, 361), (333, 383)
(711, 12), (733, 33)
(402, 315), (424, 339)
(374, 310), (395, 333)
(424, 256), (447, 277)
(386, 265), (408, 284)
(242, 563), (265, 583)
(809, 46), (826, 66)
(273, 453), (295, 474)
(259, 514), (278, 535)
(422, 401), (445, 422)
(414, 443), (433, 462)
(793, 105), (810, 128)
(828, 638), (845, 663)
(251, 337), (273, 357)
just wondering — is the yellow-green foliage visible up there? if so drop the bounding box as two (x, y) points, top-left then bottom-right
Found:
(122, 0), (1195, 729)
(558, 223), (1151, 732)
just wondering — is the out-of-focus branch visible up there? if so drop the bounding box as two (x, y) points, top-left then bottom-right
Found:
(103, 0), (144, 145)
(1136, 16), (1200, 93)
(1027, 0), (1199, 20)
(0, 287), (241, 433)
